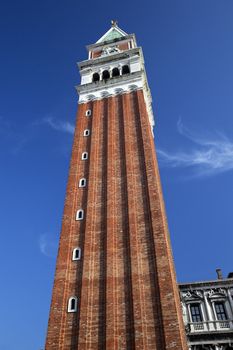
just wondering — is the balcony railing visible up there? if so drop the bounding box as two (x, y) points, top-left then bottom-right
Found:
(187, 320), (233, 333)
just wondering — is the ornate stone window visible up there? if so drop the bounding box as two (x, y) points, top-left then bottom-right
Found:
(190, 303), (203, 323)
(215, 302), (228, 320)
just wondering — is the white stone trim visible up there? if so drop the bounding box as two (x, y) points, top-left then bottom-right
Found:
(72, 247), (81, 261)
(83, 129), (90, 136)
(76, 209), (84, 221)
(81, 152), (88, 160)
(68, 296), (78, 312)
(78, 82), (154, 134)
(79, 178), (86, 188)
(85, 109), (92, 117)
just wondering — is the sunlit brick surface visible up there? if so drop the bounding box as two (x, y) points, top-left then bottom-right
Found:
(45, 90), (188, 350)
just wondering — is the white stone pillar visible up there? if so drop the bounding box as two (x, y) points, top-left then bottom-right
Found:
(227, 288), (233, 316)
(204, 292), (215, 331)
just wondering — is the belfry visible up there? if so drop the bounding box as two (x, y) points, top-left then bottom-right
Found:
(45, 23), (188, 350)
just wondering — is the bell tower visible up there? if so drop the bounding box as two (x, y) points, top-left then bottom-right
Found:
(45, 22), (188, 350)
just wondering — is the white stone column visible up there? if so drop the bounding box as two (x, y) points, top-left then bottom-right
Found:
(204, 292), (215, 331)
(227, 288), (233, 316)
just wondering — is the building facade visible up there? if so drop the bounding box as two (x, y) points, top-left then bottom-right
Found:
(180, 271), (233, 350)
(45, 23), (188, 349)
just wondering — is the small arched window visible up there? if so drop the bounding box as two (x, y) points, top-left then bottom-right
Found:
(68, 296), (78, 312)
(102, 70), (110, 80)
(82, 152), (88, 160)
(112, 67), (120, 77)
(76, 209), (84, 221)
(93, 72), (100, 82)
(122, 65), (130, 75)
(85, 110), (92, 117)
(79, 178), (86, 188)
(72, 247), (81, 261)
(83, 129), (90, 137)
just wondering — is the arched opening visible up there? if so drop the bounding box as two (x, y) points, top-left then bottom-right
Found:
(68, 296), (78, 312)
(79, 178), (86, 188)
(83, 129), (90, 137)
(82, 152), (88, 160)
(72, 247), (81, 260)
(112, 67), (120, 77)
(122, 65), (130, 75)
(102, 70), (110, 80)
(85, 109), (92, 117)
(93, 73), (100, 82)
(76, 209), (84, 221)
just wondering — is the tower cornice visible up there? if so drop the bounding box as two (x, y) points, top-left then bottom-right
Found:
(78, 47), (140, 69)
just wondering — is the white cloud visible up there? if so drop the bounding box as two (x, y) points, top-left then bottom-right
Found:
(39, 233), (58, 258)
(157, 119), (233, 176)
(43, 116), (75, 134)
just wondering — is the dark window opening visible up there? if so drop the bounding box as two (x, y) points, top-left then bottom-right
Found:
(84, 129), (90, 136)
(70, 298), (76, 310)
(215, 302), (227, 320)
(86, 110), (92, 117)
(82, 152), (88, 160)
(190, 303), (202, 323)
(122, 65), (130, 75)
(93, 73), (100, 82)
(72, 247), (81, 261)
(102, 70), (110, 80)
(75, 249), (80, 259)
(112, 67), (120, 77)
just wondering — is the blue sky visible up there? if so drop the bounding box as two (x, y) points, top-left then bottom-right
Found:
(1, 0), (233, 349)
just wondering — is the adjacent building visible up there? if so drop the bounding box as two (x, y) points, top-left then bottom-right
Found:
(180, 270), (233, 350)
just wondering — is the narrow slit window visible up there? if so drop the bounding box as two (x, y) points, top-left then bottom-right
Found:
(72, 247), (81, 261)
(79, 178), (86, 188)
(82, 152), (88, 160)
(85, 110), (92, 117)
(76, 209), (84, 221)
(83, 129), (90, 137)
(68, 296), (78, 312)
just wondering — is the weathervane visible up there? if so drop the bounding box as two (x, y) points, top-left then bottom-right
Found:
(111, 19), (118, 27)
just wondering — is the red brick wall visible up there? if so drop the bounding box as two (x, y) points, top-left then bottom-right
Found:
(45, 91), (188, 350)
(91, 42), (130, 58)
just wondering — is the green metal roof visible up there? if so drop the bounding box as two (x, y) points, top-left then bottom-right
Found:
(102, 28), (124, 42)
